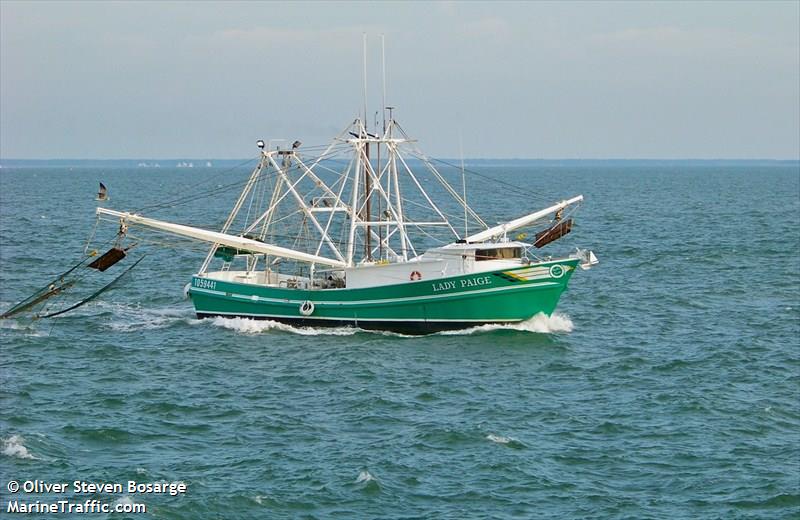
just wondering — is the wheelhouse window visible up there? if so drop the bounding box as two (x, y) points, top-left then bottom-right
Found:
(475, 247), (522, 261)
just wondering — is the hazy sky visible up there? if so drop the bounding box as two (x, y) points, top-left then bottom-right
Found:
(1, 1), (798, 159)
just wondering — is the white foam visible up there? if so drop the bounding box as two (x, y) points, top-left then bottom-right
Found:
(0, 319), (23, 330)
(206, 313), (572, 337)
(2, 435), (35, 459)
(0, 319), (45, 336)
(486, 433), (515, 444)
(253, 495), (264, 505)
(208, 317), (362, 336)
(0, 319), (28, 332)
(439, 312), (574, 335)
(101, 302), (194, 332)
(356, 470), (376, 483)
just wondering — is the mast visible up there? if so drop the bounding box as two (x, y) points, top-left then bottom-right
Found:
(376, 127), (382, 260)
(362, 34), (372, 261)
(362, 34), (368, 135)
(346, 130), (362, 266)
(387, 116), (409, 261)
(364, 129), (372, 260)
(459, 129), (468, 239)
(381, 35), (387, 132)
(378, 35), (387, 259)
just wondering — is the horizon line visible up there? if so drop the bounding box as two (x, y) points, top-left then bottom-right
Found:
(1, 157), (798, 163)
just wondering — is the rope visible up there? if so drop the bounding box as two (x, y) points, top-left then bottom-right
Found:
(406, 151), (558, 204)
(132, 143), (350, 216)
(26, 231), (126, 318)
(135, 157), (258, 213)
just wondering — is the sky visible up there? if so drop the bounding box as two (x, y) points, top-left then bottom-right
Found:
(1, 1), (798, 159)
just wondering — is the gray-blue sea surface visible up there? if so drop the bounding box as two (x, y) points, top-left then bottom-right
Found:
(1, 162), (798, 519)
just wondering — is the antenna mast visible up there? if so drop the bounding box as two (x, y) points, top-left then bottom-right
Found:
(378, 35), (387, 259)
(362, 34), (372, 260)
(362, 33), (368, 125)
(381, 35), (387, 132)
(460, 129), (468, 238)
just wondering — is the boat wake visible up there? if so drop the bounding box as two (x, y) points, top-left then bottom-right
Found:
(204, 312), (572, 337)
(438, 312), (574, 335)
(0, 318), (46, 337)
(205, 316), (366, 336)
(100, 302), (195, 332)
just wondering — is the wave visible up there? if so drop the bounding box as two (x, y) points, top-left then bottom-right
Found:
(355, 470), (377, 483)
(2, 434), (35, 459)
(486, 433), (525, 448)
(486, 433), (515, 444)
(354, 469), (381, 493)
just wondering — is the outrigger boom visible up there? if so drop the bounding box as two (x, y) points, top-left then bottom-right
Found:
(96, 208), (347, 268)
(464, 195), (583, 243)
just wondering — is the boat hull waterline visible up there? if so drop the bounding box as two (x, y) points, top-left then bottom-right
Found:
(188, 258), (579, 334)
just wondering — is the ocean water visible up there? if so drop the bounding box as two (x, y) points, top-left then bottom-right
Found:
(1, 161), (798, 519)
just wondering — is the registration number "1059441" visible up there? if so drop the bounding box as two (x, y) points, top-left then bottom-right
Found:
(193, 278), (217, 290)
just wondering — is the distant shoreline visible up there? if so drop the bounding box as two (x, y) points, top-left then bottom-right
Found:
(1, 158), (797, 169)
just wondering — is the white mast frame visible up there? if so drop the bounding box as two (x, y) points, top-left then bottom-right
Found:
(101, 115), (583, 283)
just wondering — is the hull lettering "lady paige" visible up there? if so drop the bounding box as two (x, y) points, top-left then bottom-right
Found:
(432, 275), (492, 293)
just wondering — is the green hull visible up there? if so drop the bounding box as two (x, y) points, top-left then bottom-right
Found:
(188, 258), (579, 334)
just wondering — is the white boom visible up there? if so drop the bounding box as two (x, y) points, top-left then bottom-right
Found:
(464, 195), (584, 243)
(96, 208), (347, 268)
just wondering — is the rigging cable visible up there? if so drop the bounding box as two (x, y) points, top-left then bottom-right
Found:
(134, 144), (352, 217)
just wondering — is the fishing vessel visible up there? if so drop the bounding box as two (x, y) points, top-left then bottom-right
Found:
(90, 113), (597, 334)
(2, 38), (597, 332)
